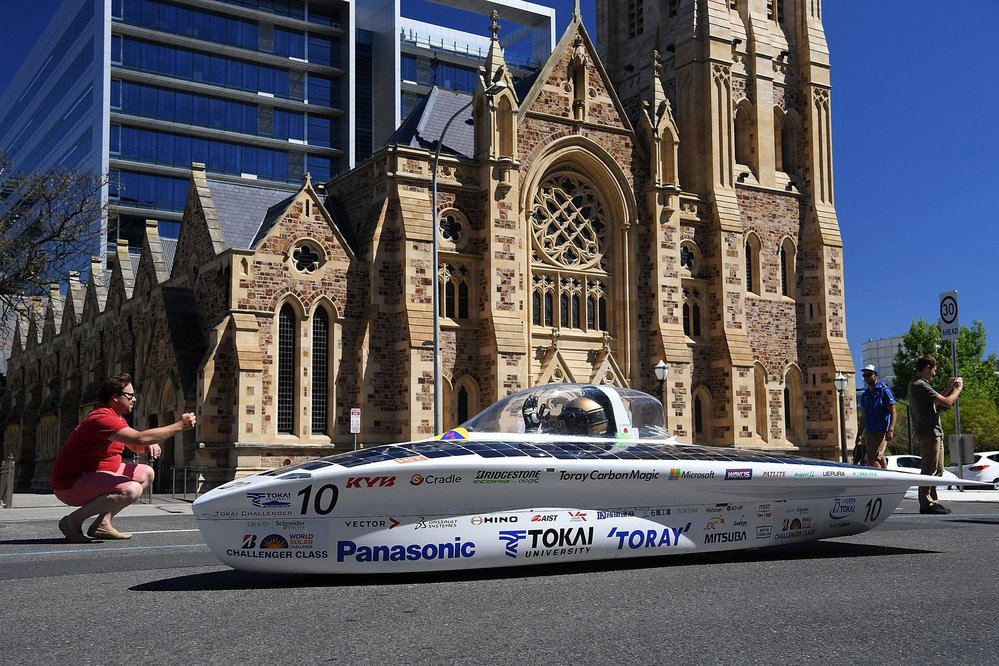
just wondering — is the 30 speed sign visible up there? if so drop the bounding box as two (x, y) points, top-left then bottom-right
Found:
(939, 291), (959, 341)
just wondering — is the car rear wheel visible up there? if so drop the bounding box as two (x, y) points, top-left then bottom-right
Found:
(993, 479), (999, 491)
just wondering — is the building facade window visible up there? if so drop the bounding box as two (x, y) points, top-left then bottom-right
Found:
(745, 234), (762, 295)
(440, 263), (471, 320)
(311, 308), (329, 435)
(682, 288), (702, 338)
(530, 171), (611, 335)
(277, 303), (296, 433)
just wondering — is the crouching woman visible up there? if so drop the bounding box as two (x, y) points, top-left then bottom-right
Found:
(51, 372), (196, 542)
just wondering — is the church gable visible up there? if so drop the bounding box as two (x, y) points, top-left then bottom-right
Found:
(519, 19), (634, 136)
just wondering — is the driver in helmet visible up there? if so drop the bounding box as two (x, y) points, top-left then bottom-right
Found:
(559, 396), (609, 436)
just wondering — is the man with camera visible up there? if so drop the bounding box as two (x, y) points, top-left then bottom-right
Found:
(908, 355), (964, 515)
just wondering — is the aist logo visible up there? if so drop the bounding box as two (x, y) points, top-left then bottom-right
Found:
(345, 475), (396, 489)
(531, 514), (557, 522)
(607, 523), (691, 550)
(246, 492), (292, 508)
(829, 497), (857, 520)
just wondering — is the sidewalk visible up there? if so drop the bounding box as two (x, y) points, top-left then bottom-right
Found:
(0, 492), (194, 523)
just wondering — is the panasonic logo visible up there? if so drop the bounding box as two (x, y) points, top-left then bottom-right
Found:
(336, 537), (475, 562)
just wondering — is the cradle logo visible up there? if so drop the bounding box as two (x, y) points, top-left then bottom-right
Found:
(829, 497), (857, 520)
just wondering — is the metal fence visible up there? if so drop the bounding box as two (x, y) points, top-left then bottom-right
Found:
(171, 466), (235, 501)
(0, 455), (15, 509)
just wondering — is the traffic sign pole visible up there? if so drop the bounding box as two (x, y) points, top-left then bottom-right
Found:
(940, 291), (963, 485)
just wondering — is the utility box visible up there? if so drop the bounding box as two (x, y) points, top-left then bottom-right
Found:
(948, 434), (975, 476)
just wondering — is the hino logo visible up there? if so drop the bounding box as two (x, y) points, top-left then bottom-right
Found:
(346, 476), (396, 488)
(471, 515), (519, 525)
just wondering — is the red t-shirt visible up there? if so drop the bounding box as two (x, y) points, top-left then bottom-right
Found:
(50, 406), (128, 490)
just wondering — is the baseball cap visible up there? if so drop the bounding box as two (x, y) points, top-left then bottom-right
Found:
(861, 364), (879, 375)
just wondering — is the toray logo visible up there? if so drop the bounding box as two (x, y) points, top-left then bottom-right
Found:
(345, 476), (396, 488)
(607, 523), (691, 550)
(829, 497), (857, 519)
(246, 492), (292, 508)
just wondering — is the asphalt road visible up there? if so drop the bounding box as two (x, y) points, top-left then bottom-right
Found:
(2, 499), (997, 665)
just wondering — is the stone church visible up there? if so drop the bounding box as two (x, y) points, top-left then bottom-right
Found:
(1, 1), (855, 490)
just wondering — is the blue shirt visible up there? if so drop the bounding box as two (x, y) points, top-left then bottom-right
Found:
(860, 380), (896, 433)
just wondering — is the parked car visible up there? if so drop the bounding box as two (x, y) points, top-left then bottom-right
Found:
(945, 451), (999, 490)
(885, 455), (959, 490)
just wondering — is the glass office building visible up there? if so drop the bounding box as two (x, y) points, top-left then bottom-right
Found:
(0, 0), (349, 252)
(1, 0), (557, 257)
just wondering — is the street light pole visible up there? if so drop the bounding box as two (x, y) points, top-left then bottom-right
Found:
(834, 372), (849, 463)
(654, 359), (669, 432)
(431, 82), (507, 434)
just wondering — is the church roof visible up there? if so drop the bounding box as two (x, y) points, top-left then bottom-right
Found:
(205, 177), (297, 250)
(386, 87), (476, 158)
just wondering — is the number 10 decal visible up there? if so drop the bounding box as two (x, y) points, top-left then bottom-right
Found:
(297, 484), (339, 515)
(864, 497), (882, 522)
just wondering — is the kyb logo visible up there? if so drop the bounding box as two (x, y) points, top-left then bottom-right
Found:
(346, 475), (396, 489)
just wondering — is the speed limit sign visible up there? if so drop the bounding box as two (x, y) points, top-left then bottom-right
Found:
(939, 291), (959, 340)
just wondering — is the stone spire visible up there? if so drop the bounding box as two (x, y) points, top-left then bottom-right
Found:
(483, 10), (508, 88)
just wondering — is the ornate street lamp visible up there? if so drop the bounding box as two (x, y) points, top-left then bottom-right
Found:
(654, 360), (669, 431)
(834, 372), (849, 463)
(431, 80), (508, 433)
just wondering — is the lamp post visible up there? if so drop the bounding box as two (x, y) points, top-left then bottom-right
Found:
(654, 360), (669, 431)
(833, 372), (849, 463)
(431, 81), (508, 433)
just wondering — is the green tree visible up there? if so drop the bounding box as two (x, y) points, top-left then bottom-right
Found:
(892, 318), (999, 403)
(941, 396), (999, 450)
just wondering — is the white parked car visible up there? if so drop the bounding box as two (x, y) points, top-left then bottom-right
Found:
(886, 455), (959, 489)
(945, 451), (999, 490)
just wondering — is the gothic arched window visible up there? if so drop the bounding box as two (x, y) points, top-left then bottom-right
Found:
(277, 303), (297, 434)
(530, 171), (611, 335)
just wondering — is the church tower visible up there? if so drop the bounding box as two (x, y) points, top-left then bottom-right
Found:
(598, 0), (853, 454)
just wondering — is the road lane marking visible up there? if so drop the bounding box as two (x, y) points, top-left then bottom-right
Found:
(0, 543), (209, 558)
(129, 529), (201, 534)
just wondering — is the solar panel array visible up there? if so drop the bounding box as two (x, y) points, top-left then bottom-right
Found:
(266, 439), (858, 473)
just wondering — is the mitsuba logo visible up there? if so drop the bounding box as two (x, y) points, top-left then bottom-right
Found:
(346, 475), (396, 488)
(704, 531), (747, 544)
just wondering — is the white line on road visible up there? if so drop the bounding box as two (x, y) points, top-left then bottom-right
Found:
(129, 529), (201, 534)
(0, 544), (209, 558)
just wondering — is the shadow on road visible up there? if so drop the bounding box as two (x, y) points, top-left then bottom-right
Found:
(131, 539), (934, 592)
(0, 537), (74, 546)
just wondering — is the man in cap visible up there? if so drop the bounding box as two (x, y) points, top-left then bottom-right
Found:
(855, 365), (896, 468)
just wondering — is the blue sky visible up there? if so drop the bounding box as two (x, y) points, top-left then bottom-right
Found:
(2, 0), (996, 375)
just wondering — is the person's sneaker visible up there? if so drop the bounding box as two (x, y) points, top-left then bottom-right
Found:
(919, 504), (950, 515)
